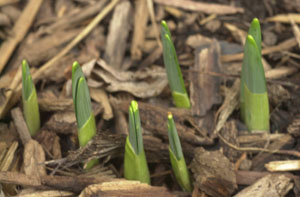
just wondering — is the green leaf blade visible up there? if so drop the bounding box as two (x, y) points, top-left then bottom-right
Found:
(161, 20), (190, 108)
(75, 77), (92, 129)
(240, 18), (269, 133)
(167, 113), (183, 160)
(124, 137), (150, 184)
(71, 61), (97, 169)
(128, 100), (143, 155)
(243, 83), (269, 132)
(22, 60), (40, 136)
(167, 113), (192, 192)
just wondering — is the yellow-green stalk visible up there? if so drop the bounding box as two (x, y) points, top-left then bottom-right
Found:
(161, 20), (191, 108)
(124, 100), (150, 184)
(240, 18), (269, 132)
(22, 60), (40, 136)
(72, 61), (98, 169)
(167, 112), (192, 192)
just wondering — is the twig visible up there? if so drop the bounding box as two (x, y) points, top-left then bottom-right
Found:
(218, 133), (300, 158)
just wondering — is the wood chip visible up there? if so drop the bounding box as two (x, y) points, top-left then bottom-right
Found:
(131, 0), (149, 61)
(267, 13), (300, 23)
(23, 139), (46, 179)
(79, 180), (175, 197)
(154, 0), (244, 15)
(11, 107), (31, 145)
(191, 147), (237, 197)
(234, 174), (293, 197)
(0, 141), (18, 171)
(0, 0), (43, 74)
(90, 88), (113, 120)
(190, 40), (221, 116)
(265, 160), (300, 172)
(104, 0), (132, 69)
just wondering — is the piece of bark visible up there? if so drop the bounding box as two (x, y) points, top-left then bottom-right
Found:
(234, 174), (293, 197)
(251, 135), (294, 171)
(191, 147), (237, 197)
(190, 40), (221, 116)
(18, 189), (74, 197)
(90, 88), (113, 120)
(154, 0), (244, 14)
(220, 121), (241, 162)
(131, 0), (149, 61)
(45, 112), (76, 135)
(38, 97), (73, 112)
(238, 133), (287, 145)
(265, 160), (300, 172)
(36, 130), (62, 160)
(79, 180), (174, 197)
(104, 0), (132, 69)
(0, 171), (114, 193)
(23, 139), (47, 179)
(0, 141), (18, 171)
(0, 0), (43, 74)
(11, 107), (31, 145)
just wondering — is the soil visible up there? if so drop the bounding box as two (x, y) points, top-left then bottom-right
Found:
(0, 0), (300, 196)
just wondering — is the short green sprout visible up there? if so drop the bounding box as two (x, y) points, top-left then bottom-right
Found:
(240, 18), (269, 132)
(124, 100), (150, 184)
(161, 20), (191, 108)
(72, 61), (98, 169)
(167, 112), (192, 192)
(22, 60), (40, 136)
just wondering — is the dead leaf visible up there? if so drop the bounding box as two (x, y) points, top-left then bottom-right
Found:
(90, 88), (113, 120)
(93, 59), (168, 98)
(23, 140), (46, 178)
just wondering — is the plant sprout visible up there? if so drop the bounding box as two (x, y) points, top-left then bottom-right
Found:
(240, 18), (269, 132)
(167, 112), (192, 192)
(124, 100), (150, 184)
(161, 20), (191, 108)
(22, 60), (40, 136)
(72, 61), (98, 169)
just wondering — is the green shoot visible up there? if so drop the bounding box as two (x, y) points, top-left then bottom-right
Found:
(161, 20), (191, 108)
(124, 100), (150, 184)
(240, 18), (269, 132)
(22, 60), (40, 136)
(72, 61), (98, 169)
(167, 112), (192, 192)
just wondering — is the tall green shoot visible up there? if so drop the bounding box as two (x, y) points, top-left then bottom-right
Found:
(124, 100), (150, 184)
(161, 20), (191, 108)
(22, 60), (40, 136)
(72, 61), (98, 169)
(168, 112), (192, 192)
(240, 18), (269, 132)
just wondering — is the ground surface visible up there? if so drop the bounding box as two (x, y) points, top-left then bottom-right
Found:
(0, 0), (300, 196)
